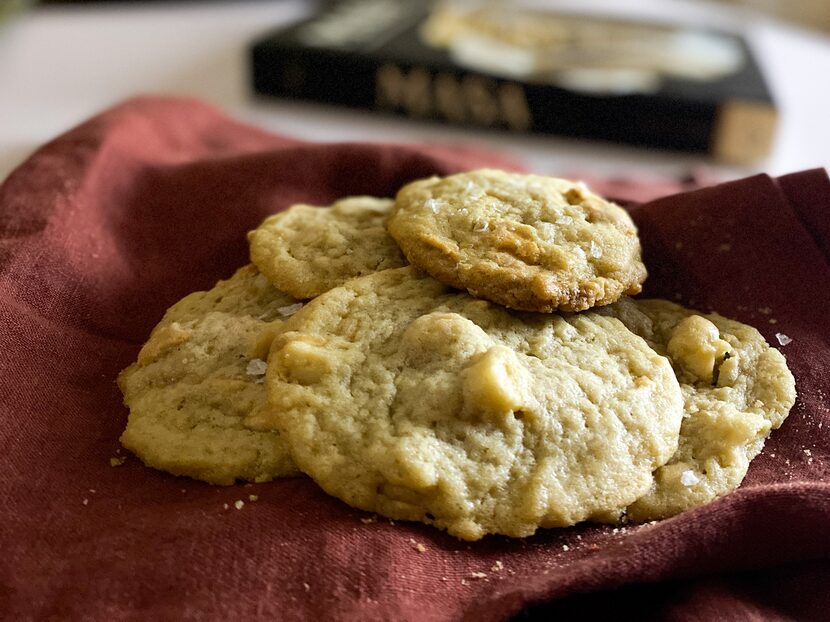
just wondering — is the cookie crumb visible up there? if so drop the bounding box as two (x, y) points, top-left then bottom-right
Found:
(758, 307), (772, 315)
(245, 358), (268, 376)
(360, 516), (376, 524)
(88, 489), (96, 494)
(234, 500), (245, 510)
(562, 544), (569, 551)
(223, 503), (229, 510)
(775, 333), (792, 346)
(110, 457), (126, 467)
(491, 560), (504, 572)
(470, 571), (487, 579)
(82, 498), (89, 506)
(461, 578), (468, 586)
(769, 318), (778, 324)
(248, 494), (259, 502)
(303, 582), (310, 592)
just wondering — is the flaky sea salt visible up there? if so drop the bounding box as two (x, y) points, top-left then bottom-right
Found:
(246, 358), (268, 376)
(425, 198), (441, 212)
(589, 240), (602, 258)
(555, 215), (573, 225)
(536, 222), (556, 237)
(680, 470), (700, 486)
(277, 302), (304, 317)
(775, 333), (792, 346)
(473, 220), (489, 233)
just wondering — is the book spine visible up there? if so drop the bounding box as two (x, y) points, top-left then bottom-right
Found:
(252, 44), (770, 162)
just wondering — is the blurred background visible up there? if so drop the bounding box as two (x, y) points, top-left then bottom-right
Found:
(1, 0), (829, 192)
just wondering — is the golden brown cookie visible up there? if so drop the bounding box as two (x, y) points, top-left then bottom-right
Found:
(248, 196), (407, 299)
(118, 265), (301, 485)
(386, 170), (646, 313)
(598, 297), (796, 521)
(264, 267), (683, 540)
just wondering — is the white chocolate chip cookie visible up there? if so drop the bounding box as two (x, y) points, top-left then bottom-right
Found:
(248, 196), (407, 299)
(598, 297), (796, 521)
(118, 265), (300, 485)
(387, 170), (646, 313)
(265, 267), (683, 540)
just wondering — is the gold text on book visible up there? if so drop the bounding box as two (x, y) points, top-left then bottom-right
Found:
(376, 65), (532, 131)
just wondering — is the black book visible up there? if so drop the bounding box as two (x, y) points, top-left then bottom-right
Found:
(251, 1), (776, 163)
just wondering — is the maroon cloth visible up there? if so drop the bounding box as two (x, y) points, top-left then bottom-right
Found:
(1, 97), (829, 621)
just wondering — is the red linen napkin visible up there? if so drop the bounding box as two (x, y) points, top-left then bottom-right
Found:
(1, 97), (828, 621)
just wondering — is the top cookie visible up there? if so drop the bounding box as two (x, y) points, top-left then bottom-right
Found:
(118, 264), (301, 485)
(598, 297), (796, 522)
(265, 267), (683, 540)
(248, 196), (407, 299)
(387, 170), (646, 312)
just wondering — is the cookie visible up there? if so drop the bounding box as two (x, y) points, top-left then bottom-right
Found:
(118, 265), (302, 485)
(265, 267), (683, 540)
(248, 196), (407, 299)
(598, 297), (796, 521)
(386, 170), (646, 313)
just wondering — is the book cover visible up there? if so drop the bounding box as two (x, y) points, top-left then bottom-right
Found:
(251, 1), (776, 163)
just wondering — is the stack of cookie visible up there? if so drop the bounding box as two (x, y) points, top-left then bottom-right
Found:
(118, 170), (796, 540)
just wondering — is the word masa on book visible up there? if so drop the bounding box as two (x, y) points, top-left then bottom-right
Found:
(375, 64), (533, 132)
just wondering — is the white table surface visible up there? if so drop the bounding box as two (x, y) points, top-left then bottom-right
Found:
(1, 0), (829, 184)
